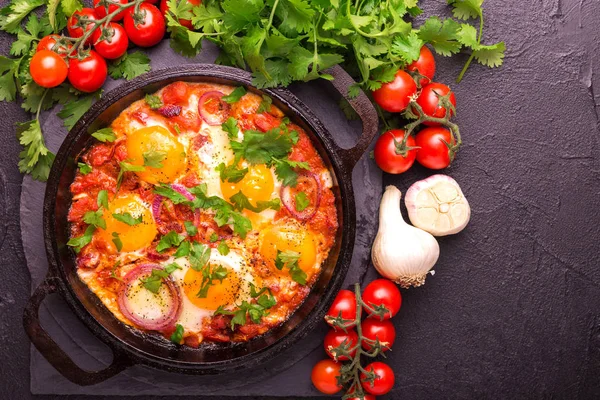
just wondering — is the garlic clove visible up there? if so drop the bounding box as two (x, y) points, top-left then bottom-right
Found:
(404, 174), (471, 237)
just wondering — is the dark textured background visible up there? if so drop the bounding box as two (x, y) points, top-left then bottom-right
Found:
(1, 0), (600, 398)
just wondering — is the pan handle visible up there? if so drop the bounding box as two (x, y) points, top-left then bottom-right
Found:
(327, 65), (379, 169)
(23, 276), (134, 386)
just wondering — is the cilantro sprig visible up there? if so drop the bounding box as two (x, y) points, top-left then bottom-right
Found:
(214, 284), (277, 330)
(275, 250), (307, 285)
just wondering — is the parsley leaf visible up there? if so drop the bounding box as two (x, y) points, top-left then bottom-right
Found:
(222, 86), (247, 103)
(221, 117), (239, 139)
(448, 0), (483, 20)
(16, 119), (55, 182)
(83, 209), (105, 229)
(196, 264), (228, 298)
(273, 158), (309, 187)
(216, 162), (248, 183)
(57, 90), (101, 131)
(170, 324), (184, 344)
(112, 232), (123, 252)
(157, 231), (184, 252)
(67, 225), (95, 253)
(0, 0), (45, 34)
(256, 95), (272, 113)
(229, 191), (280, 213)
(140, 264), (180, 294)
(91, 128), (116, 143)
(209, 233), (218, 243)
(275, 250), (307, 285)
(97, 190), (109, 209)
(112, 212), (143, 226)
(189, 241), (211, 271)
(107, 51), (151, 81)
(473, 42), (506, 68)
(417, 17), (462, 57)
(217, 241), (230, 256)
(154, 184), (190, 204)
(143, 149), (167, 168)
(294, 191), (309, 211)
(214, 284), (276, 330)
(78, 162), (92, 175)
(145, 94), (162, 109)
(174, 240), (190, 257)
(230, 128), (294, 165)
(0, 56), (19, 102)
(184, 220), (197, 236)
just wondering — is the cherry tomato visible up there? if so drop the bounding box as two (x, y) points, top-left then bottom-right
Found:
(361, 362), (395, 396)
(29, 50), (68, 88)
(160, 0), (201, 30)
(93, 0), (128, 20)
(361, 318), (396, 352)
(68, 50), (107, 93)
(373, 129), (417, 174)
(347, 395), (376, 400)
(143, 0), (159, 3)
(67, 8), (98, 45)
(124, 3), (165, 47)
(414, 126), (455, 169)
(311, 359), (342, 395)
(325, 289), (357, 329)
(407, 46), (436, 87)
(323, 329), (359, 361)
(415, 82), (456, 126)
(92, 22), (129, 59)
(372, 70), (417, 113)
(362, 279), (402, 320)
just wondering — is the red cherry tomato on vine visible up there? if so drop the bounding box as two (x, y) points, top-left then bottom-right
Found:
(323, 329), (359, 361)
(372, 70), (417, 113)
(159, 0), (201, 30)
(362, 279), (402, 320)
(311, 359), (342, 395)
(414, 126), (455, 170)
(415, 82), (456, 126)
(124, 3), (165, 47)
(143, 0), (159, 3)
(407, 45), (436, 87)
(361, 318), (396, 352)
(347, 395), (376, 400)
(67, 8), (98, 45)
(93, 0), (128, 20)
(68, 50), (107, 93)
(373, 129), (417, 174)
(361, 362), (395, 396)
(92, 22), (129, 59)
(325, 289), (357, 329)
(29, 50), (68, 88)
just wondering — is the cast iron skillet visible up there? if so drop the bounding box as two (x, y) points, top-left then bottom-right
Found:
(23, 64), (377, 385)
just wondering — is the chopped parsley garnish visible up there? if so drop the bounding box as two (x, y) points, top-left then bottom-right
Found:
(221, 117), (239, 140)
(97, 190), (109, 209)
(116, 161), (145, 192)
(217, 241), (230, 256)
(78, 162), (92, 175)
(222, 87), (246, 104)
(275, 250), (307, 285)
(216, 162), (248, 183)
(174, 240), (191, 257)
(112, 232), (123, 252)
(170, 324), (184, 344)
(209, 233), (219, 243)
(154, 184), (190, 204)
(214, 284), (276, 330)
(110, 260), (122, 281)
(112, 212), (143, 226)
(142, 149), (167, 168)
(189, 241), (211, 271)
(256, 95), (272, 113)
(196, 264), (228, 298)
(141, 263), (181, 294)
(295, 192), (310, 212)
(91, 128), (116, 143)
(156, 231), (185, 252)
(67, 225), (96, 253)
(229, 191), (281, 213)
(184, 221), (197, 236)
(145, 94), (163, 109)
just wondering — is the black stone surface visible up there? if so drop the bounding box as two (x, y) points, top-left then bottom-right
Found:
(1, 0), (600, 399)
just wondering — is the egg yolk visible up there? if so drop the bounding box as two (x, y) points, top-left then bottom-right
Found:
(220, 164), (274, 208)
(183, 266), (241, 310)
(97, 194), (157, 252)
(125, 125), (186, 184)
(259, 225), (317, 274)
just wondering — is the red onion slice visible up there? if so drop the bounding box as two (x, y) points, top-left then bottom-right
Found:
(280, 172), (322, 221)
(117, 263), (182, 332)
(198, 91), (230, 126)
(170, 183), (195, 201)
(157, 104), (182, 118)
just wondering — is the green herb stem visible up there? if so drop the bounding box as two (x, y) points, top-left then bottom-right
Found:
(456, 12), (484, 83)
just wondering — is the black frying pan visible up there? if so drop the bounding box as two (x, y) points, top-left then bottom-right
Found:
(23, 64), (378, 385)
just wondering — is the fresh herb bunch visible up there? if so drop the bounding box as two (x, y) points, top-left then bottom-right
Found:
(170, 0), (504, 91)
(0, 0), (151, 181)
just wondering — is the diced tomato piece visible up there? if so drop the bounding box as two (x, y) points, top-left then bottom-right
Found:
(132, 110), (148, 124)
(71, 170), (117, 195)
(68, 196), (97, 222)
(254, 113), (281, 132)
(180, 171), (202, 187)
(169, 110), (201, 132)
(114, 141), (128, 161)
(161, 81), (189, 106)
(191, 134), (208, 151)
(184, 335), (200, 348)
(87, 144), (114, 167)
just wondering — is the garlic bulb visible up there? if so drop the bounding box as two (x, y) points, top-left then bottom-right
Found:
(405, 174), (471, 236)
(371, 186), (440, 288)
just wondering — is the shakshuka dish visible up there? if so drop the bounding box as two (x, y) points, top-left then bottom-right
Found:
(67, 81), (339, 347)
